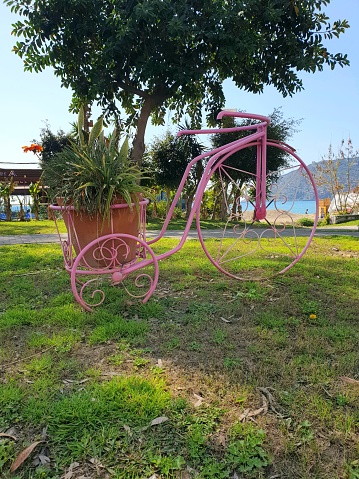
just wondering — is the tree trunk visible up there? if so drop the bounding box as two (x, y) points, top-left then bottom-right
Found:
(152, 200), (158, 218)
(18, 203), (25, 221)
(131, 97), (154, 166)
(5, 197), (11, 221)
(165, 187), (171, 215)
(220, 195), (227, 221)
(211, 194), (219, 220)
(231, 188), (242, 217)
(131, 90), (168, 166)
(185, 194), (194, 220)
(34, 200), (40, 221)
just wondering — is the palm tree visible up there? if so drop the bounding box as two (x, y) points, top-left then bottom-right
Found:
(0, 178), (15, 221)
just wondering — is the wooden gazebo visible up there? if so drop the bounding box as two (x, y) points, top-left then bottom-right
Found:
(0, 168), (43, 195)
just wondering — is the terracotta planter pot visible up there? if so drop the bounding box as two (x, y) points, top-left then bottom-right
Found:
(58, 198), (141, 268)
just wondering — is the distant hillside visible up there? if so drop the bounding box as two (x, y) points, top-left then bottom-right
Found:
(276, 157), (359, 201)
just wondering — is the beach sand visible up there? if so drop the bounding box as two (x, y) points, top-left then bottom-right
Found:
(242, 209), (315, 225)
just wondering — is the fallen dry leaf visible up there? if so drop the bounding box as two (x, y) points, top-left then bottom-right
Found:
(150, 416), (169, 426)
(175, 471), (192, 479)
(0, 433), (16, 440)
(220, 317), (231, 323)
(10, 441), (43, 472)
(248, 407), (266, 417)
(238, 408), (251, 421)
(89, 457), (105, 468)
(62, 461), (80, 479)
(260, 395), (269, 414)
(100, 372), (123, 377)
(258, 387), (285, 418)
(62, 378), (90, 385)
(214, 433), (227, 447)
(239, 406), (267, 422)
(33, 453), (51, 467)
(63, 470), (73, 479)
(193, 393), (205, 407)
(340, 376), (359, 386)
(5, 426), (17, 437)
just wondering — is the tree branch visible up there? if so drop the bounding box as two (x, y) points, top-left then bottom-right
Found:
(115, 77), (149, 99)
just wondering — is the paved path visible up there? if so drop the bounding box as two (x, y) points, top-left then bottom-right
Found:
(0, 226), (358, 245)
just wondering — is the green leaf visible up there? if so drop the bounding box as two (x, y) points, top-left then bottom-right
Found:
(88, 116), (103, 148)
(108, 129), (119, 158)
(119, 137), (129, 161)
(78, 108), (85, 148)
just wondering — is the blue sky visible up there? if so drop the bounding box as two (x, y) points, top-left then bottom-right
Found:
(1, 0), (358, 169)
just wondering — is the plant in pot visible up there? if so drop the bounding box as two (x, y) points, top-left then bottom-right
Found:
(42, 110), (150, 268)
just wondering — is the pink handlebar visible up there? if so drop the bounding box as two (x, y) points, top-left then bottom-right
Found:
(177, 111), (270, 137)
(216, 110), (271, 125)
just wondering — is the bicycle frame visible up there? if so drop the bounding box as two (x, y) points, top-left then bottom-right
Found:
(51, 110), (319, 310)
(147, 111), (271, 260)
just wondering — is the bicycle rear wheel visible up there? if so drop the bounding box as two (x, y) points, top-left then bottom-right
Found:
(197, 143), (319, 281)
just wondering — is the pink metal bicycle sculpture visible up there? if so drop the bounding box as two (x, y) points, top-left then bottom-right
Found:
(51, 111), (319, 311)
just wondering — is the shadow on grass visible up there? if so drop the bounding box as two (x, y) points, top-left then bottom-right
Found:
(0, 237), (358, 479)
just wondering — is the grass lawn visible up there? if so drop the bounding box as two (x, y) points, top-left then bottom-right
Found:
(0, 216), (357, 236)
(0, 218), (228, 235)
(325, 219), (359, 227)
(0, 220), (67, 235)
(0, 233), (358, 478)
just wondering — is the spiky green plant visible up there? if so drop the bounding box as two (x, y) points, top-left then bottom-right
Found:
(42, 110), (150, 219)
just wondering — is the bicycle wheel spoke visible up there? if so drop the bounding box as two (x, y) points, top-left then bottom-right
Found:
(197, 144), (318, 280)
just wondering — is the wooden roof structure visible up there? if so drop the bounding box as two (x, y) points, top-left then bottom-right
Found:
(0, 168), (43, 195)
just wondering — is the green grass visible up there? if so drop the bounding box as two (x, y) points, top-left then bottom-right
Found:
(0, 235), (358, 478)
(323, 218), (359, 227)
(2, 215), (357, 237)
(0, 217), (237, 235)
(0, 219), (67, 235)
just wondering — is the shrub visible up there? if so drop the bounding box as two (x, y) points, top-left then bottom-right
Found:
(147, 200), (183, 219)
(318, 213), (331, 226)
(296, 217), (314, 227)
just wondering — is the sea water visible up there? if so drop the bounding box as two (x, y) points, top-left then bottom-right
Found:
(8, 200), (318, 216)
(241, 200), (317, 215)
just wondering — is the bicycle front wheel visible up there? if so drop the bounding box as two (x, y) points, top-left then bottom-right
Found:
(196, 144), (319, 281)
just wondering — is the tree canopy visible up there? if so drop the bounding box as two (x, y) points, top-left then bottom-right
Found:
(210, 108), (300, 186)
(38, 124), (72, 166)
(147, 124), (204, 216)
(6, 0), (349, 164)
(206, 109), (300, 219)
(149, 127), (203, 191)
